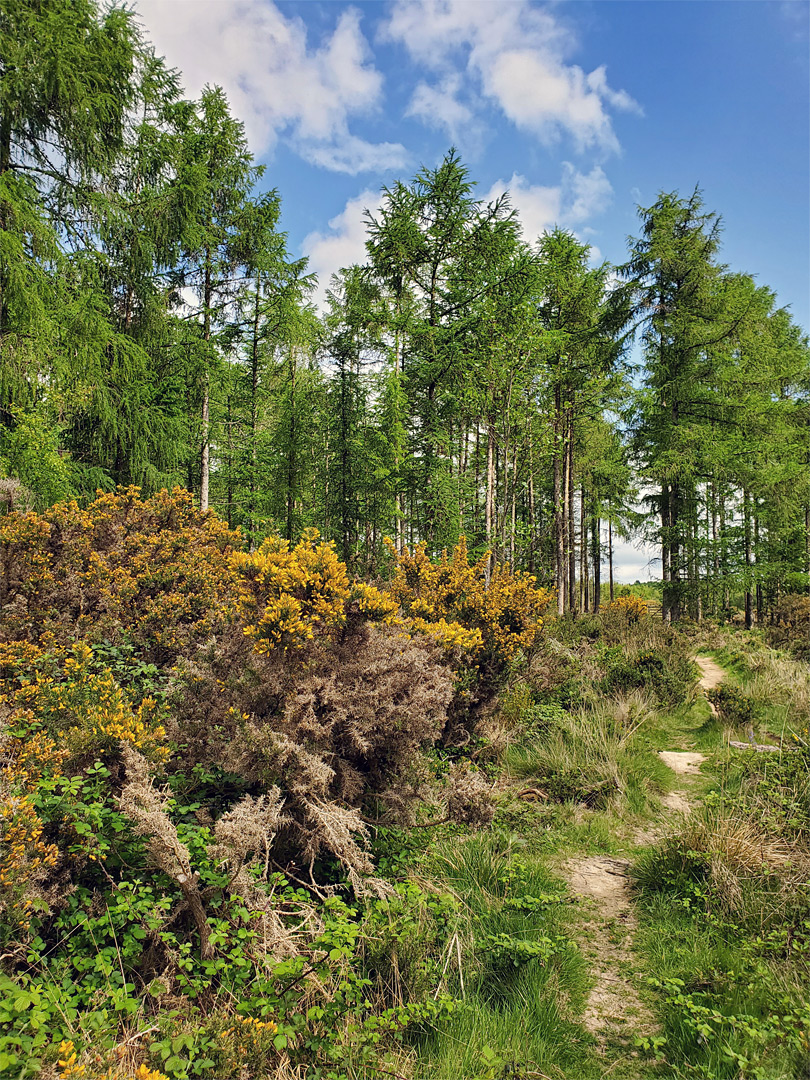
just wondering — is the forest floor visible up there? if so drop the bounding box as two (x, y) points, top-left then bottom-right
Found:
(554, 655), (718, 1076)
(414, 635), (809, 1079)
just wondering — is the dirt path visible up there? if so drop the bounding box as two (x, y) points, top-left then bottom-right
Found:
(651, 654), (722, 791)
(565, 856), (658, 1048)
(658, 750), (705, 775)
(695, 654), (724, 692)
(564, 654), (726, 1055)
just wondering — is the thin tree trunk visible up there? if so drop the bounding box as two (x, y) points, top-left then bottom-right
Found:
(711, 480), (719, 616)
(661, 485), (671, 623)
(580, 486), (588, 612)
(554, 387), (564, 615)
(200, 255), (212, 511)
(509, 448), (517, 566)
(485, 419), (495, 585)
(474, 425), (481, 547)
(225, 395), (233, 527)
(670, 480), (681, 622)
(527, 430), (535, 573)
(592, 515), (601, 613)
(720, 489), (730, 613)
(744, 488), (753, 630)
(248, 280), (261, 545)
(567, 429), (576, 614)
(608, 513), (614, 602)
(286, 347), (297, 542)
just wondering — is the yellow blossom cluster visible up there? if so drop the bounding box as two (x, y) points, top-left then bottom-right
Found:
(0, 640), (46, 674)
(221, 1015), (278, 1037)
(0, 487), (245, 660)
(55, 1042), (168, 1080)
(0, 727), (66, 791)
(409, 617), (483, 653)
(220, 1016), (280, 1070)
(235, 529), (352, 651)
(0, 794), (58, 930)
(604, 595), (649, 622)
(57, 1040), (86, 1077)
(384, 537), (551, 665)
(3, 643), (168, 762)
(349, 582), (398, 621)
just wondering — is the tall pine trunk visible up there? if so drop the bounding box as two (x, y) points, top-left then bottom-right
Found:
(592, 515), (601, 613)
(200, 254), (212, 511)
(485, 419), (495, 585)
(744, 489), (753, 629)
(554, 385), (565, 615)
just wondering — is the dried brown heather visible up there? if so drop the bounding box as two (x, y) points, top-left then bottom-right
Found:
(119, 745), (214, 958)
(166, 623), (455, 886)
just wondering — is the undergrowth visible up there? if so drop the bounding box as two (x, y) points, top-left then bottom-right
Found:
(633, 631), (810, 1080)
(2, 491), (807, 1079)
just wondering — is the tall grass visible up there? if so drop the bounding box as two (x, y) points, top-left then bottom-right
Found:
(504, 693), (671, 815)
(631, 634), (810, 1079)
(411, 832), (601, 1079)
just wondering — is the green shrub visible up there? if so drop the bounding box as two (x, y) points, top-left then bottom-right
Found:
(505, 698), (667, 809)
(602, 647), (697, 706)
(707, 683), (762, 727)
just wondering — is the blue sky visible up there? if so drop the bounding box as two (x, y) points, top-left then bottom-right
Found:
(135, 0), (809, 578)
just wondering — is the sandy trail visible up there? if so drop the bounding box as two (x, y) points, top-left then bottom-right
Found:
(565, 856), (658, 1045)
(567, 653), (726, 1046)
(695, 655), (725, 693)
(658, 750), (705, 775)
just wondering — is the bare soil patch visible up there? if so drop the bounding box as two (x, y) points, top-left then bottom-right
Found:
(565, 856), (658, 1045)
(660, 790), (691, 813)
(695, 655), (725, 697)
(658, 750), (705, 775)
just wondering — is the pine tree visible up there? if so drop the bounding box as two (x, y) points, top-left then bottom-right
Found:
(170, 86), (259, 509)
(623, 189), (727, 621)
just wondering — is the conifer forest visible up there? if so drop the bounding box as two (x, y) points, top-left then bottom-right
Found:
(1, 4), (809, 1080)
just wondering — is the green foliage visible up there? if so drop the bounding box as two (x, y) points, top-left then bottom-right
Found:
(506, 699), (669, 810)
(707, 683), (762, 727)
(602, 646), (698, 705)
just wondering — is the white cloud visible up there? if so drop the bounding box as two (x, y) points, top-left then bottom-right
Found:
(486, 175), (561, 242)
(611, 536), (660, 584)
(301, 189), (380, 310)
(135, 1), (407, 173)
(484, 164), (613, 243)
(564, 163), (613, 223)
(384, 0), (640, 153)
(406, 74), (477, 144)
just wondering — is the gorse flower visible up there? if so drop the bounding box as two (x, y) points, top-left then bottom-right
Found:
(604, 595), (649, 622)
(384, 536), (551, 666)
(1, 642), (168, 763)
(235, 529), (352, 650)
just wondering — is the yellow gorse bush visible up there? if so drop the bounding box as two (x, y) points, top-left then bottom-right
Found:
(384, 536), (551, 665)
(604, 595), (649, 621)
(55, 1042), (168, 1080)
(234, 529), (353, 650)
(0, 794), (58, 930)
(0, 487), (245, 660)
(1, 642), (168, 763)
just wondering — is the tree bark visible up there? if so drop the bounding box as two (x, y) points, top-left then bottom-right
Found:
(485, 419), (495, 585)
(592, 515), (601, 613)
(580, 486), (588, 612)
(567, 428), (576, 613)
(554, 386), (565, 615)
(661, 484), (671, 623)
(200, 254), (212, 512)
(744, 488), (753, 630)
